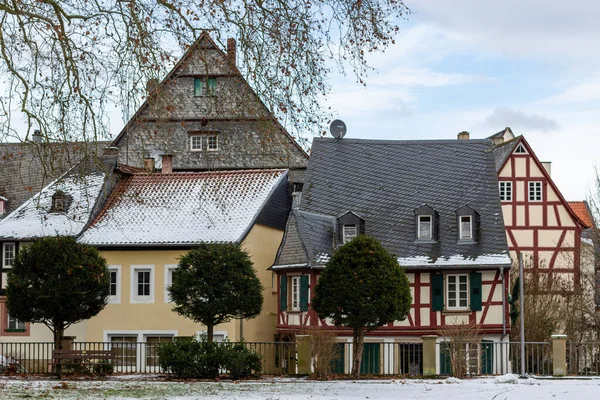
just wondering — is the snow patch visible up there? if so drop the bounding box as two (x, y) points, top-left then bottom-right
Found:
(398, 253), (511, 267)
(445, 377), (462, 384)
(494, 374), (519, 384)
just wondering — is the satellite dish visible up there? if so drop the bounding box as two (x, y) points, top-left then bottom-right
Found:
(330, 119), (347, 139)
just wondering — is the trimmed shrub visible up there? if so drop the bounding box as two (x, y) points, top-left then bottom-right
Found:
(158, 337), (261, 379)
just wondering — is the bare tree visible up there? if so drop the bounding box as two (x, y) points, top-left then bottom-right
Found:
(0, 1), (411, 146)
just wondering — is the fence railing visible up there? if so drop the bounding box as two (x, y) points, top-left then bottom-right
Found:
(568, 342), (600, 375)
(0, 339), (591, 377)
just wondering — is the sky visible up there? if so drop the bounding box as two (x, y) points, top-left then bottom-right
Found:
(325, 0), (600, 201)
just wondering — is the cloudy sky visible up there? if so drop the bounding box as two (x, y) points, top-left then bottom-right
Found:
(326, 0), (600, 201)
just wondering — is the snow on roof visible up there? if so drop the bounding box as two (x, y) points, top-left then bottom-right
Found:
(0, 172), (106, 240)
(397, 253), (512, 268)
(79, 169), (287, 246)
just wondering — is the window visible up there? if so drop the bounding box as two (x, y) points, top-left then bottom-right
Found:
(108, 266), (121, 304)
(514, 143), (528, 154)
(2, 243), (15, 269)
(529, 181), (542, 202)
(54, 197), (64, 211)
(131, 265), (154, 303)
(207, 135), (218, 151)
(208, 78), (217, 96)
(459, 216), (472, 240)
(342, 225), (357, 244)
(6, 314), (25, 331)
(499, 181), (512, 201)
(190, 135), (202, 151)
(194, 78), (203, 97)
(110, 336), (138, 368)
(291, 276), (301, 311)
(447, 274), (468, 310)
(164, 265), (177, 303)
(146, 336), (174, 367)
(0, 199), (5, 215)
(417, 216), (432, 240)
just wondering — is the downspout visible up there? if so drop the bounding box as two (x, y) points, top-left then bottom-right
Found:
(500, 265), (507, 374)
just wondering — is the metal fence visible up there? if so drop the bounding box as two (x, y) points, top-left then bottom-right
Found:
(568, 342), (600, 375)
(0, 340), (581, 377)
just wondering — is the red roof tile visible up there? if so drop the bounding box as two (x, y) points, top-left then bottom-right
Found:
(568, 201), (594, 229)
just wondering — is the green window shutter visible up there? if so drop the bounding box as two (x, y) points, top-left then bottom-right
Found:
(279, 275), (287, 312)
(470, 272), (482, 311)
(194, 78), (203, 96)
(431, 273), (444, 311)
(208, 78), (217, 95)
(300, 275), (309, 312)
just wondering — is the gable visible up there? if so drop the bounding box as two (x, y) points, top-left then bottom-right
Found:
(112, 33), (307, 172)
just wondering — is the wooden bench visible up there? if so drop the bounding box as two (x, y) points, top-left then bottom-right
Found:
(51, 349), (116, 376)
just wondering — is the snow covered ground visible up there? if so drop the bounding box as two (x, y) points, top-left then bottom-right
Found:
(0, 375), (598, 399)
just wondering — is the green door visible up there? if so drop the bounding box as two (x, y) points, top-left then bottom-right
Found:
(481, 341), (494, 375)
(440, 342), (451, 375)
(331, 343), (345, 374)
(360, 343), (380, 375)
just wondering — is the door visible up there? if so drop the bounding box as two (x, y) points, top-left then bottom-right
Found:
(360, 343), (380, 375)
(331, 343), (345, 374)
(481, 341), (494, 375)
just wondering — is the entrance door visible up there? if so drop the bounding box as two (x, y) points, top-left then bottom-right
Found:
(481, 341), (494, 375)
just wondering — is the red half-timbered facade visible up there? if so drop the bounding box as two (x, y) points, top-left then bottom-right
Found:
(494, 135), (588, 291)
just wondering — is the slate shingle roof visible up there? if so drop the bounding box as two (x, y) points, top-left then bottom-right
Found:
(492, 137), (519, 172)
(273, 138), (511, 269)
(79, 169), (288, 246)
(0, 141), (109, 219)
(0, 155), (115, 240)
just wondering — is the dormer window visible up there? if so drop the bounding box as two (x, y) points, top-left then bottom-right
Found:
(414, 205), (438, 242)
(459, 216), (472, 240)
(456, 205), (479, 243)
(207, 135), (219, 151)
(51, 191), (69, 213)
(514, 143), (528, 154)
(418, 216), (432, 240)
(0, 197), (6, 215)
(337, 211), (364, 245)
(342, 225), (357, 244)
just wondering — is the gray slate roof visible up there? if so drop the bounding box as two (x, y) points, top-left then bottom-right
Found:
(492, 137), (519, 172)
(273, 137), (511, 269)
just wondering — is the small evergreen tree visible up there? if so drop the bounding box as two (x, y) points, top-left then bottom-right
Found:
(6, 237), (110, 350)
(168, 243), (263, 343)
(312, 236), (411, 378)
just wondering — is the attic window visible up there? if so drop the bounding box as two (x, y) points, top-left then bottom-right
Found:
(193, 77), (217, 97)
(0, 198), (5, 215)
(190, 135), (202, 151)
(459, 216), (472, 240)
(207, 135), (218, 151)
(342, 225), (357, 244)
(456, 205), (479, 243)
(51, 191), (66, 212)
(417, 216), (432, 240)
(514, 143), (528, 154)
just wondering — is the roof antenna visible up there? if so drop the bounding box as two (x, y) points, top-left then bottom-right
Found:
(329, 119), (347, 139)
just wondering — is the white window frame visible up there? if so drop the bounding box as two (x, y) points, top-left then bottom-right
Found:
(446, 274), (469, 310)
(499, 181), (512, 202)
(459, 216), (473, 240)
(108, 265), (121, 304)
(130, 265), (155, 304)
(417, 215), (433, 240)
(2, 242), (15, 269)
(207, 135), (219, 151)
(195, 330), (228, 342)
(291, 276), (301, 312)
(528, 181), (543, 202)
(514, 143), (528, 154)
(7, 314), (25, 331)
(190, 135), (203, 151)
(104, 330), (178, 371)
(164, 264), (177, 304)
(342, 224), (357, 244)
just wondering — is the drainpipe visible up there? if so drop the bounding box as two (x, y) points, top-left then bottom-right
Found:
(500, 265), (506, 374)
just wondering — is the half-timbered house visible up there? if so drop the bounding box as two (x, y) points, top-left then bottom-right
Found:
(271, 137), (512, 374)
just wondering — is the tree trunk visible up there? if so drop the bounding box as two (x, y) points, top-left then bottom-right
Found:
(351, 327), (365, 379)
(53, 321), (65, 377)
(207, 323), (214, 343)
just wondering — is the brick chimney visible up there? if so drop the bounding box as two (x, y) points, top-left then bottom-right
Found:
(161, 154), (173, 174)
(457, 131), (470, 140)
(227, 38), (236, 66)
(32, 129), (43, 143)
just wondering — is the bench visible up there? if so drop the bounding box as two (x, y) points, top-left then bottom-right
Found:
(51, 349), (116, 376)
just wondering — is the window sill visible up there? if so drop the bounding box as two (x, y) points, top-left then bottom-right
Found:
(442, 310), (471, 315)
(5, 329), (26, 333)
(414, 239), (437, 244)
(285, 310), (303, 314)
(457, 240), (476, 245)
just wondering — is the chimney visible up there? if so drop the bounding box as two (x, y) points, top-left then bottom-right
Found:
(227, 38), (236, 66)
(457, 131), (470, 140)
(542, 161), (552, 177)
(161, 154), (173, 174)
(493, 136), (504, 146)
(292, 192), (301, 211)
(32, 129), (43, 143)
(143, 157), (155, 172)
